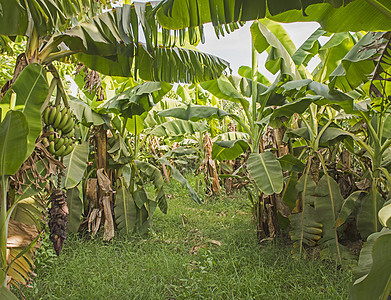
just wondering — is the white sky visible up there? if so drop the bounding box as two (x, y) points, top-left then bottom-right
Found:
(196, 21), (321, 80)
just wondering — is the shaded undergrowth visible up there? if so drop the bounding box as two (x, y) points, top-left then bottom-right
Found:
(16, 176), (353, 299)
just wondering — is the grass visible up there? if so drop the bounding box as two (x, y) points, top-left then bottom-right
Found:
(16, 175), (353, 299)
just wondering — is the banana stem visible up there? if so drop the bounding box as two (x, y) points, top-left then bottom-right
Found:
(0, 175), (8, 287)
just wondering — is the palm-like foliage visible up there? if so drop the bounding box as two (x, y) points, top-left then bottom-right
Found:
(0, 1), (229, 84)
(156, 0), (391, 34)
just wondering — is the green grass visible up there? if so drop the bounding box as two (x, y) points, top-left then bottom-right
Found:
(16, 176), (353, 299)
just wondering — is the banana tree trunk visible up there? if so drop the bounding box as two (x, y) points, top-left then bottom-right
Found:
(93, 125), (114, 240)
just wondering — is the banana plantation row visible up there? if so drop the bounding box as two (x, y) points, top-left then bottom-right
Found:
(0, 1), (390, 299)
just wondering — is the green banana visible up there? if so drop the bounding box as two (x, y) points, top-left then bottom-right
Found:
(58, 108), (69, 130)
(55, 145), (67, 157)
(48, 141), (56, 155)
(65, 128), (74, 138)
(53, 107), (63, 128)
(42, 137), (48, 146)
(54, 137), (65, 150)
(48, 106), (57, 125)
(61, 143), (75, 157)
(62, 118), (75, 134)
(43, 105), (51, 124)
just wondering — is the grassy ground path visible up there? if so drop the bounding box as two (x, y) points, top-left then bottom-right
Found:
(18, 180), (352, 299)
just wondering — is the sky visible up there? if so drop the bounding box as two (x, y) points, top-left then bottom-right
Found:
(196, 21), (321, 80)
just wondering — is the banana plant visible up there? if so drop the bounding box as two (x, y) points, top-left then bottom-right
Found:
(351, 201), (391, 300)
(0, 64), (48, 288)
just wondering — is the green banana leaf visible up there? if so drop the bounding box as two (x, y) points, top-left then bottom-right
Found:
(278, 154), (305, 173)
(318, 127), (352, 145)
(313, 175), (346, 263)
(51, 5), (229, 83)
(358, 191), (385, 239)
(251, 20), (301, 80)
(1, 64), (48, 159)
(313, 32), (355, 83)
(282, 172), (299, 210)
(289, 171), (322, 255)
(126, 115), (145, 136)
(0, 111), (28, 176)
(150, 120), (208, 138)
(247, 151), (283, 195)
(212, 132), (250, 161)
(268, 97), (316, 125)
(292, 27), (326, 67)
(336, 191), (364, 227)
(100, 82), (171, 118)
(351, 229), (391, 300)
(114, 177), (137, 235)
(212, 139), (249, 161)
(62, 142), (89, 189)
(68, 96), (104, 126)
(0, 0), (104, 36)
(289, 206), (323, 249)
(66, 186), (83, 233)
(0, 286), (18, 300)
(329, 32), (386, 92)
(157, 0), (391, 33)
(200, 75), (249, 109)
(279, 79), (359, 114)
(134, 160), (167, 214)
(158, 104), (229, 121)
(286, 125), (351, 146)
(238, 66), (271, 85)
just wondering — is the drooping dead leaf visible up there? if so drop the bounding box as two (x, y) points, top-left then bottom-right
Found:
(88, 208), (102, 236)
(6, 219), (40, 288)
(275, 194), (291, 218)
(196, 133), (220, 196)
(7, 219), (39, 249)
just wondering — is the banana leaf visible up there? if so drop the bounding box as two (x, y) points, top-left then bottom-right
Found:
(351, 229), (391, 300)
(212, 139), (249, 161)
(114, 177), (137, 234)
(62, 142), (89, 189)
(336, 191), (364, 227)
(135, 160), (167, 214)
(0, 111), (28, 176)
(313, 175), (346, 263)
(158, 104), (229, 121)
(50, 5), (229, 83)
(250, 20), (301, 80)
(1, 64), (48, 159)
(150, 120), (208, 137)
(358, 191), (385, 239)
(289, 171), (322, 255)
(157, 0), (391, 34)
(247, 151), (283, 195)
(66, 186), (83, 233)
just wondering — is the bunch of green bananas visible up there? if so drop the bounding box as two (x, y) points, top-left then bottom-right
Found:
(43, 105), (75, 133)
(42, 105), (77, 157)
